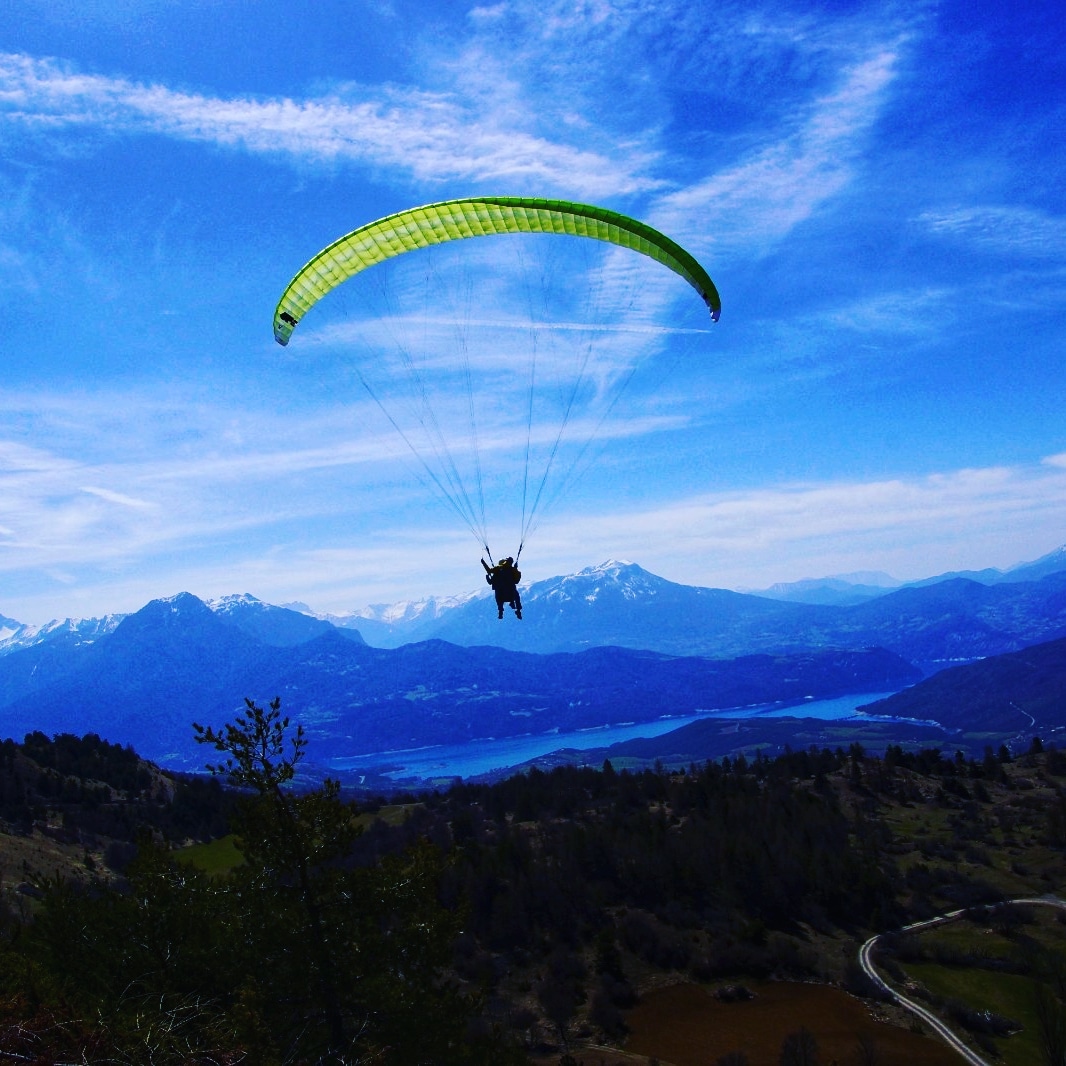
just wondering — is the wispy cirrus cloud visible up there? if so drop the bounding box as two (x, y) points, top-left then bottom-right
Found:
(0, 51), (656, 197)
(918, 204), (1066, 260)
(650, 44), (904, 257)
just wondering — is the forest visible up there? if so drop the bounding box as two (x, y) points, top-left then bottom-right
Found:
(2, 702), (1065, 1064)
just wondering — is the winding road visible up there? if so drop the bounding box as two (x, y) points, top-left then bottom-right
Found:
(858, 896), (1066, 1065)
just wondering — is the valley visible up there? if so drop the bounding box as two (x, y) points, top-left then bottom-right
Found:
(2, 549), (1066, 787)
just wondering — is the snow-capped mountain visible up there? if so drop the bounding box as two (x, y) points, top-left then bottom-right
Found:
(207, 593), (357, 647)
(0, 613), (126, 656)
(316, 592), (482, 646)
(348, 593), (484, 623)
(3, 546), (1066, 663)
(402, 560), (838, 655)
(0, 595), (357, 661)
(312, 560), (735, 652)
(298, 554), (1066, 666)
(539, 559), (665, 602)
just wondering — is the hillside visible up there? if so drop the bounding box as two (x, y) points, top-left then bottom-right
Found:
(860, 633), (1066, 734)
(3, 729), (1065, 1064)
(0, 732), (235, 899)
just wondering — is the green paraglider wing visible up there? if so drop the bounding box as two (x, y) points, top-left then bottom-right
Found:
(273, 196), (721, 345)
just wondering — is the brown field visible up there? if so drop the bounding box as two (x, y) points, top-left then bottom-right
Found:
(619, 981), (963, 1066)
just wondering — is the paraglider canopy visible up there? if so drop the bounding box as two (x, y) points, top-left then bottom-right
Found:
(274, 197), (720, 346)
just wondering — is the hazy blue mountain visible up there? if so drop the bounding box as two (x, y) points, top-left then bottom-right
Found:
(0, 593), (278, 759)
(0, 613), (128, 711)
(746, 572), (901, 606)
(902, 544), (1066, 588)
(4, 553), (1066, 688)
(1000, 544), (1066, 584)
(0, 590), (920, 770)
(0, 629), (105, 710)
(4, 555), (1066, 783)
(5, 545), (1065, 662)
(834, 575), (1066, 669)
(742, 544), (1066, 602)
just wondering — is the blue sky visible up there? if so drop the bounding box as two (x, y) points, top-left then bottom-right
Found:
(2, 0), (1064, 624)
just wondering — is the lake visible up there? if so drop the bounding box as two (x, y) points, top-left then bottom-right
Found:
(327, 690), (899, 783)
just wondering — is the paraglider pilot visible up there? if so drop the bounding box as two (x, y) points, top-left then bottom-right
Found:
(482, 557), (522, 620)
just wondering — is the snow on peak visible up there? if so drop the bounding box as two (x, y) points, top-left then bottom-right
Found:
(534, 560), (662, 604)
(0, 612), (125, 655)
(348, 591), (482, 625)
(575, 559), (635, 578)
(208, 593), (265, 614)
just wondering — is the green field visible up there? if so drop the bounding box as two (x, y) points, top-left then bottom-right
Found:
(892, 902), (1066, 1066)
(177, 833), (245, 875)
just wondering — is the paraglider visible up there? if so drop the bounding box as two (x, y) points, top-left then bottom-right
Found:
(273, 196), (719, 618)
(482, 556), (523, 620)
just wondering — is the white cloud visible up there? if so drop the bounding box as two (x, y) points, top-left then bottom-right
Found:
(0, 51), (656, 196)
(525, 457), (1066, 589)
(818, 286), (955, 335)
(918, 205), (1066, 260)
(79, 486), (156, 509)
(468, 3), (508, 21)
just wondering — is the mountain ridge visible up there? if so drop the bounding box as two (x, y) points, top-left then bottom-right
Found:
(3, 556), (1066, 674)
(5, 545), (1065, 656)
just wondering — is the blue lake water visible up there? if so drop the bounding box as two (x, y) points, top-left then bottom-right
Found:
(327, 690), (899, 782)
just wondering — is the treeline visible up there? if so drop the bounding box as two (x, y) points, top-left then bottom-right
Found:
(0, 730), (235, 845)
(410, 753), (897, 944)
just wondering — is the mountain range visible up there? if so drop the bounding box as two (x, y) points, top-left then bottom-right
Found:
(311, 554), (1066, 668)
(6, 548), (1066, 664)
(1, 547), (1065, 782)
